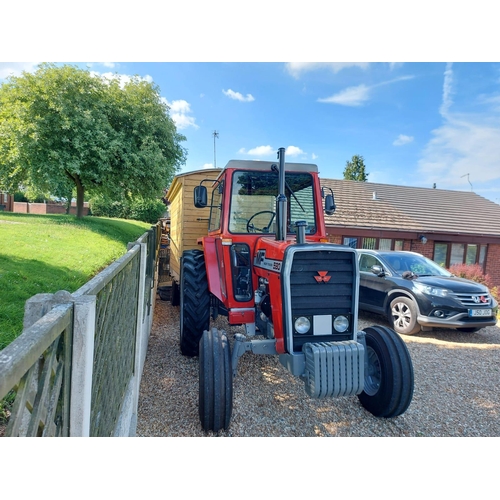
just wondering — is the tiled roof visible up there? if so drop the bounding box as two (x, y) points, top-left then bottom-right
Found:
(321, 179), (500, 237)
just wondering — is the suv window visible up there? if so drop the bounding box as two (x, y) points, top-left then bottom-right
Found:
(359, 254), (382, 272)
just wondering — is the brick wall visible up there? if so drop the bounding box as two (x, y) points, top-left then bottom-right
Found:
(13, 202), (28, 213)
(327, 234), (343, 244)
(12, 202), (89, 216)
(412, 240), (434, 259)
(485, 244), (500, 289)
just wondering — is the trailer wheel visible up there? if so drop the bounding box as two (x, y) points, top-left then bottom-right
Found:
(170, 280), (180, 307)
(199, 328), (233, 432)
(180, 250), (210, 356)
(358, 325), (414, 418)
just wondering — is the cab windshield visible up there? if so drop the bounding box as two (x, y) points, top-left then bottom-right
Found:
(228, 170), (316, 234)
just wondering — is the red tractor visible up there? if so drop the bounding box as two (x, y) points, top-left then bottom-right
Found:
(169, 148), (414, 432)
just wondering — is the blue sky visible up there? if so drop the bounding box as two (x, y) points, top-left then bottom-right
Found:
(2, 61), (499, 204)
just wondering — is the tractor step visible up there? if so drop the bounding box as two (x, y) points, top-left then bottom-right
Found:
(302, 341), (365, 398)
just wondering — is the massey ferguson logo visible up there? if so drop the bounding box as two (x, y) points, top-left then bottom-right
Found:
(314, 271), (331, 283)
(473, 295), (488, 304)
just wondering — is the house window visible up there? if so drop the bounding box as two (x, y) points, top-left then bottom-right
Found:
(466, 244), (477, 265)
(433, 242), (488, 269)
(343, 237), (404, 250)
(379, 238), (392, 250)
(434, 243), (448, 267)
(450, 243), (465, 265)
(343, 237), (358, 248)
(479, 245), (487, 265)
(362, 237), (376, 249)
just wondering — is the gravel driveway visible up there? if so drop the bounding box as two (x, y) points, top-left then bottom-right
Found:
(136, 297), (500, 437)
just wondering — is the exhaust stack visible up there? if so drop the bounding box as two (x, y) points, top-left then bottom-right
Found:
(275, 147), (287, 241)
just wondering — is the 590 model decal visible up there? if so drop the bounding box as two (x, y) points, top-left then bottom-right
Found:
(254, 250), (282, 273)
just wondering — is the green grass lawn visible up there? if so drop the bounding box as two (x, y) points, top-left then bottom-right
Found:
(0, 212), (151, 350)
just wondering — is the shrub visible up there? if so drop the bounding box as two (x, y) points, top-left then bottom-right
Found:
(90, 198), (129, 219)
(448, 263), (493, 287)
(90, 196), (166, 224)
(129, 198), (167, 224)
(448, 263), (499, 304)
(14, 192), (28, 202)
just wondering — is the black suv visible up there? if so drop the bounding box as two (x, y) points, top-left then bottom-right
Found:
(357, 250), (498, 335)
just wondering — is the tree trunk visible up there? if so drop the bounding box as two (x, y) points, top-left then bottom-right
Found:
(74, 175), (85, 218)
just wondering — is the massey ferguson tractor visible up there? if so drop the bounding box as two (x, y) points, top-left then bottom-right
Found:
(167, 147), (414, 432)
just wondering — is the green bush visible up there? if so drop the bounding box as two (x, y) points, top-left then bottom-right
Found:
(90, 198), (128, 219)
(13, 192), (28, 202)
(90, 196), (166, 224)
(129, 198), (167, 224)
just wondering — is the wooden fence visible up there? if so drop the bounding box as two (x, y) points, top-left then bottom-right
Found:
(0, 224), (161, 437)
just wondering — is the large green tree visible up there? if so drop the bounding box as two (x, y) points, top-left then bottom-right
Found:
(0, 63), (186, 217)
(343, 154), (369, 181)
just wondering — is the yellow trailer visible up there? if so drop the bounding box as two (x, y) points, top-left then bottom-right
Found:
(166, 168), (221, 286)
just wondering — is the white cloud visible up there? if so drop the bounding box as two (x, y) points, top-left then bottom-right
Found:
(171, 113), (198, 129)
(418, 64), (500, 192)
(286, 62), (370, 78)
(165, 99), (192, 114)
(202, 163), (214, 169)
(312, 153), (318, 160)
(393, 134), (414, 146)
(0, 62), (38, 79)
(239, 145), (274, 156)
(285, 146), (305, 156)
(163, 98), (198, 130)
(418, 117), (500, 186)
(440, 62), (454, 117)
(318, 84), (370, 106)
(223, 88), (255, 102)
(318, 75), (414, 107)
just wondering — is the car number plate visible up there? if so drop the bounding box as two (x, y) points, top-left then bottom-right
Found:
(469, 309), (492, 317)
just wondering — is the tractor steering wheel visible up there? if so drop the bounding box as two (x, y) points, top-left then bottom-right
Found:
(246, 211), (276, 233)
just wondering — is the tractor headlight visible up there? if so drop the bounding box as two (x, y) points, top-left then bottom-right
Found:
(294, 316), (311, 334)
(333, 315), (349, 333)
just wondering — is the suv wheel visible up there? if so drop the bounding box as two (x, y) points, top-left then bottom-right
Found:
(389, 296), (421, 335)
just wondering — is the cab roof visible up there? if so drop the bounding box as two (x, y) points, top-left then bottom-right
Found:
(223, 160), (318, 173)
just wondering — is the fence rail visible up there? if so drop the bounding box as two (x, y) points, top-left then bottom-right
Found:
(0, 223), (161, 437)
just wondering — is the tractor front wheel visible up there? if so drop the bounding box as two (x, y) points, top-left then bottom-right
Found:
(180, 250), (210, 356)
(199, 328), (233, 432)
(358, 325), (414, 418)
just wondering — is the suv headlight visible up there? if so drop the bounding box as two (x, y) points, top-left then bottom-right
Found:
(414, 282), (449, 297)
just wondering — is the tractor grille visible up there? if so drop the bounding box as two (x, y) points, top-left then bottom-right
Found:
(290, 249), (355, 315)
(285, 248), (356, 352)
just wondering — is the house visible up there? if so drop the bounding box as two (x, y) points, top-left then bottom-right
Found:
(0, 192), (14, 212)
(321, 179), (500, 288)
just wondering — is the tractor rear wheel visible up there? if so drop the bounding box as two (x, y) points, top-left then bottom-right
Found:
(199, 328), (233, 432)
(180, 250), (210, 356)
(358, 325), (414, 418)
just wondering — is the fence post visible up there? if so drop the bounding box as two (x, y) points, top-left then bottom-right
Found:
(70, 295), (96, 437)
(130, 240), (148, 436)
(23, 291), (73, 329)
(18, 291), (73, 436)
